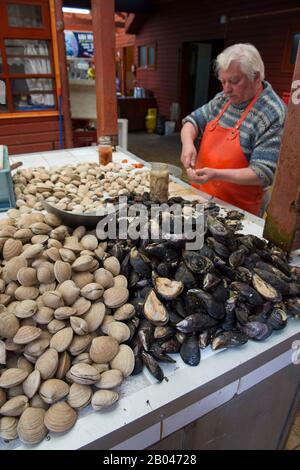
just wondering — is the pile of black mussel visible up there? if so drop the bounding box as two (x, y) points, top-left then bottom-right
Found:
(104, 192), (300, 382)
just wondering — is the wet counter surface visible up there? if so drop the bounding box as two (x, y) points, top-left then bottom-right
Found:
(0, 146), (299, 450)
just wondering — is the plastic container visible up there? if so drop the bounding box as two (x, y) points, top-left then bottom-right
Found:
(98, 136), (112, 166)
(0, 146), (16, 212)
(165, 120), (176, 135)
(145, 108), (157, 134)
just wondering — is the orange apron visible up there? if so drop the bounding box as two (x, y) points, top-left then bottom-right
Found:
(193, 88), (264, 215)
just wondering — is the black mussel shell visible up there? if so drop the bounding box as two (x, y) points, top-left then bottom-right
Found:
(231, 282), (264, 306)
(255, 261), (291, 283)
(211, 279), (229, 303)
(203, 272), (221, 291)
(154, 325), (176, 341)
(206, 215), (230, 242)
(187, 289), (225, 319)
(149, 342), (176, 363)
(157, 260), (178, 278)
(141, 350), (165, 382)
(288, 283), (300, 297)
(234, 267), (253, 283)
(176, 312), (217, 334)
(130, 247), (152, 277)
(212, 330), (248, 350)
(180, 335), (201, 366)
(182, 251), (214, 274)
(228, 248), (246, 268)
(207, 237), (231, 258)
(235, 302), (250, 325)
(239, 321), (272, 341)
(160, 337), (181, 353)
(131, 354), (144, 376)
(267, 308), (287, 330)
(138, 319), (154, 351)
(175, 262), (197, 289)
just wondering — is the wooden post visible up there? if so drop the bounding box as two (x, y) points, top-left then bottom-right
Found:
(91, 0), (118, 144)
(54, 0), (73, 149)
(263, 46), (300, 251)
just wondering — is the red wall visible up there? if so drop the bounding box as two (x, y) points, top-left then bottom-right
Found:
(1, 117), (62, 155)
(126, 0), (300, 118)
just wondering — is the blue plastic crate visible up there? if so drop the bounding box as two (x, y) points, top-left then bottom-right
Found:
(0, 145), (16, 212)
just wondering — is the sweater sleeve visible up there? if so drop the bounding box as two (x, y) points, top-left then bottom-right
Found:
(182, 93), (224, 136)
(249, 122), (285, 187)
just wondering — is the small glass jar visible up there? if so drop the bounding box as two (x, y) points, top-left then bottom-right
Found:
(150, 162), (169, 202)
(98, 136), (112, 166)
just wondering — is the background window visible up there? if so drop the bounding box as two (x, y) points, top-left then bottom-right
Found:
(290, 34), (300, 65)
(138, 44), (156, 69)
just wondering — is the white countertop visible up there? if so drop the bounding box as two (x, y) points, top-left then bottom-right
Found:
(2, 146), (299, 450)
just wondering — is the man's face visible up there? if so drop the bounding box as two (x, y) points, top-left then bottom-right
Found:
(219, 61), (259, 104)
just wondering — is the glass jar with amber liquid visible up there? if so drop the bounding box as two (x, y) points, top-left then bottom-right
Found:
(98, 136), (112, 165)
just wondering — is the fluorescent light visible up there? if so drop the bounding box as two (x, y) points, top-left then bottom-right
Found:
(62, 7), (90, 14)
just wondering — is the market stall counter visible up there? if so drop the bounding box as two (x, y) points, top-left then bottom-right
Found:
(0, 146), (299, 450)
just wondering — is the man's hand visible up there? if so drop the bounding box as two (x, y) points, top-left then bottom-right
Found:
(187, 167), (216, 184)
(180, 143), (197, 169)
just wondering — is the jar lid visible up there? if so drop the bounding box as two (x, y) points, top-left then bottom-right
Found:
(98, 136), (112, 145)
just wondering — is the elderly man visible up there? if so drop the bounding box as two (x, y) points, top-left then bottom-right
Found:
(180, 43), (286, 215)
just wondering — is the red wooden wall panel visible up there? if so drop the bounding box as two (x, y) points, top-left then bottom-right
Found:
(1, 117), (62, 155)
(119, 0), (300, 118)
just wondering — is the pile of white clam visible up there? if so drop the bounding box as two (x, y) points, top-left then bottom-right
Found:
(0, 208), (136, 446)
(13, 162), (150, 214)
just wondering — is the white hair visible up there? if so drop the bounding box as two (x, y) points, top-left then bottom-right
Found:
(215, 43), (265, 81)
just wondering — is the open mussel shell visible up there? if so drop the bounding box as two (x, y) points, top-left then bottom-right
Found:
(253, 268), (289, 295)
(251, 274), (281, 301)
(212, 330), (248, 350)
(153, 276), (183, 300)
(144, 290), (169, 325)
(180, 335), (201, 366)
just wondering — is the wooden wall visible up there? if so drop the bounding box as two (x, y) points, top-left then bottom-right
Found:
(1, 116), (62, 155)
(127, 0), (300, 118)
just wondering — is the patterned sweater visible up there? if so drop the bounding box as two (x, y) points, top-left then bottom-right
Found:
(182, 81), (286, 187)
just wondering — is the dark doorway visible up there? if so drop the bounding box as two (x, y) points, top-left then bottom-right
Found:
(180, 39), (224, 118)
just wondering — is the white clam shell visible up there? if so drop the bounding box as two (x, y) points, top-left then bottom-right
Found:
(17, 407), (47, 445)
(91, 390), (119, 411)
(44, 402), (77, 433)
